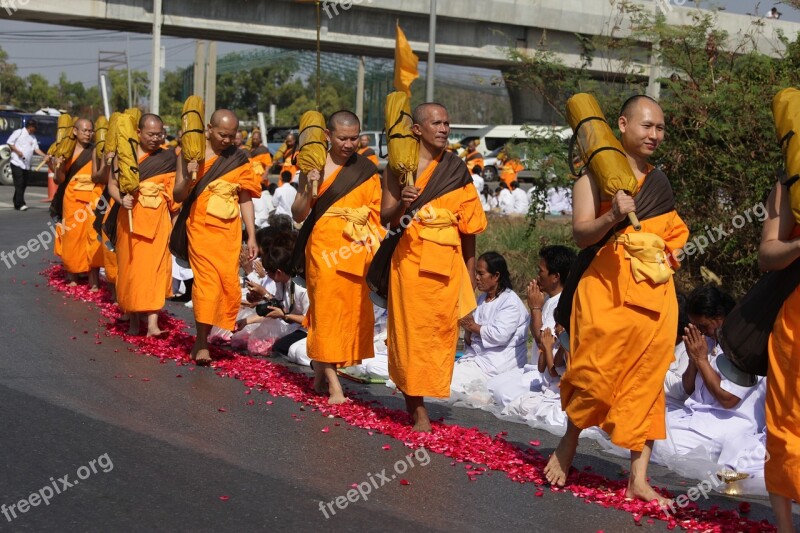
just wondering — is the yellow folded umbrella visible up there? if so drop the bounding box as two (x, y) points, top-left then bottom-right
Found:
(54, 115), (77, 172)
(385, 91), (418, 187)
(772, 88), (800, 224)
(104, 112), (123, 165)
(94, 115), (108, 160)
(124, 107), (141, 129)
(566, 92), (641, 230)
(297, 111), (327, 198)
(181, 95), (205, 182)
(116, 113), (140, 232)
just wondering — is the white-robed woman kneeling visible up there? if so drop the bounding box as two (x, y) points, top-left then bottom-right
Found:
(449, 251), (529, 407)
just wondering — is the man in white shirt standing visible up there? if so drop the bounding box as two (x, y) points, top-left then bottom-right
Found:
(7, 119), (49, 211)
(271, 170), (297, 217)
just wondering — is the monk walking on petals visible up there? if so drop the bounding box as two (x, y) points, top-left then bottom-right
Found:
(759, 179), (800, 532)
(545, 96), (689, 505)
(292, 110), (382, 404)
(380, 103), (487, 432)
(173, 109), (261, 366)
(107, 114), (177, 336)
(53, 118), (108, 290)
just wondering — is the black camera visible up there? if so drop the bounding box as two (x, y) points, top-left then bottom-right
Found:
(256, 298), (284, 317)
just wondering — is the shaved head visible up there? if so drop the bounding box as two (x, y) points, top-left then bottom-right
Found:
(327, 110), (360, 132)
(619, 94), (660, 119)
(209, 109), (239, 129)
(412, 102), (447, 125)
(207, 109), (239, 153)
(138, 113), (163, 130)
(74, 118), (92, 131)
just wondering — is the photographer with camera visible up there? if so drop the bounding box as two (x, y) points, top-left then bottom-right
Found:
(235, 240), (309, 357)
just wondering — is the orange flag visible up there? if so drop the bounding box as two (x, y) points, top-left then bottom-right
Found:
(394, 24), (419, 96)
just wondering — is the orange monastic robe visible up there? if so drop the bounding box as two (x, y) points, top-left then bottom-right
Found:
(465, 150), (484, 174)
(280, 147), (298, 179)
(358, 146), (379, 166)
(249, 146), (272, 182)
(560, 177), (689, 452)
(500, 159), (524, 188)
(116, 152), (177, 312)
(187, 156), (260, 330)
(387, 156), (488, 397)
(60, 148), (104, 273)
(305, 165), (382, 366)
(765, 225), (800, 501)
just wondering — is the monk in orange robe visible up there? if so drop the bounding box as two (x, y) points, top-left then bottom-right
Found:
(380, 103), (488, 431)
(357, 134), (380, 165)
(248, 129), (272, 184)
(292, 111), (382, 404)
(173, 109), (261, 365)
(499, 158), (524, 188)
(759, 181), (800, 532)
(462, 140), (484, 174)
(52, 118), (108, 290)
(107, 114), (177, 336)
(543, 96), (689, 505)
(278, 133), (299, 180)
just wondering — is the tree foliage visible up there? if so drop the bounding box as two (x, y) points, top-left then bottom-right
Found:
(505, 2), (800, 296)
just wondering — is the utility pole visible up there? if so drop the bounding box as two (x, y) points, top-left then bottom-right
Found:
(356, 56), (365, 123)
(426, 0), (437, 102)
(150, 0), (163, 113)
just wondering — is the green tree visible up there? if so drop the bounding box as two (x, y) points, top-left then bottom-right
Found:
(106, 68), (149, 112)
(0, 46), (23, 105)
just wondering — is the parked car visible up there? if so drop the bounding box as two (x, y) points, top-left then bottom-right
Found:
(0, 112), (58, 186)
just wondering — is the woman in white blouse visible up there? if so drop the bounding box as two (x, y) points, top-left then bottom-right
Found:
(449, 251), (530, 406)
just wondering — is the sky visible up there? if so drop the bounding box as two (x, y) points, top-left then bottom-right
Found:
(0, 0), (797, 93)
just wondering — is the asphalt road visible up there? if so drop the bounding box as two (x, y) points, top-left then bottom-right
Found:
(0, 184), (791, 532)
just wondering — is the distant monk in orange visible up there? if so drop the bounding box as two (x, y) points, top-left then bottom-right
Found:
(759, 178), (800, 532)
(357, 134), (379, 165)
(173, 109), (260, 365)
(499, 156), (524, 188)
(380, 103), (487, 431)
(52, 118), (107, 290)
(248, 129), (272, 184)
(462, 139), (484, 174)
(291, 110), (382, 404)
(277, 133), (298, 179)
(544, 95), (689, 505)
(107, 113), (177, 336)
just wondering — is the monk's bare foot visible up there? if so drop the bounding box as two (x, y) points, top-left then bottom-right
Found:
(67, 281), (77, 287)
(323, 366), (347, 405)
(625, 480), (672, 507)
(89, 285), (99, 293)
(328, 391), (348, 405)
(146, 328), (164, 338)
(194, 348), (212, 366)
(544, 442), (576, 486)
(411, 407), (432, 432)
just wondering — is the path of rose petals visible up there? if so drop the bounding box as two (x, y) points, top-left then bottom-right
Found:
(44, 265), (774, 532)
